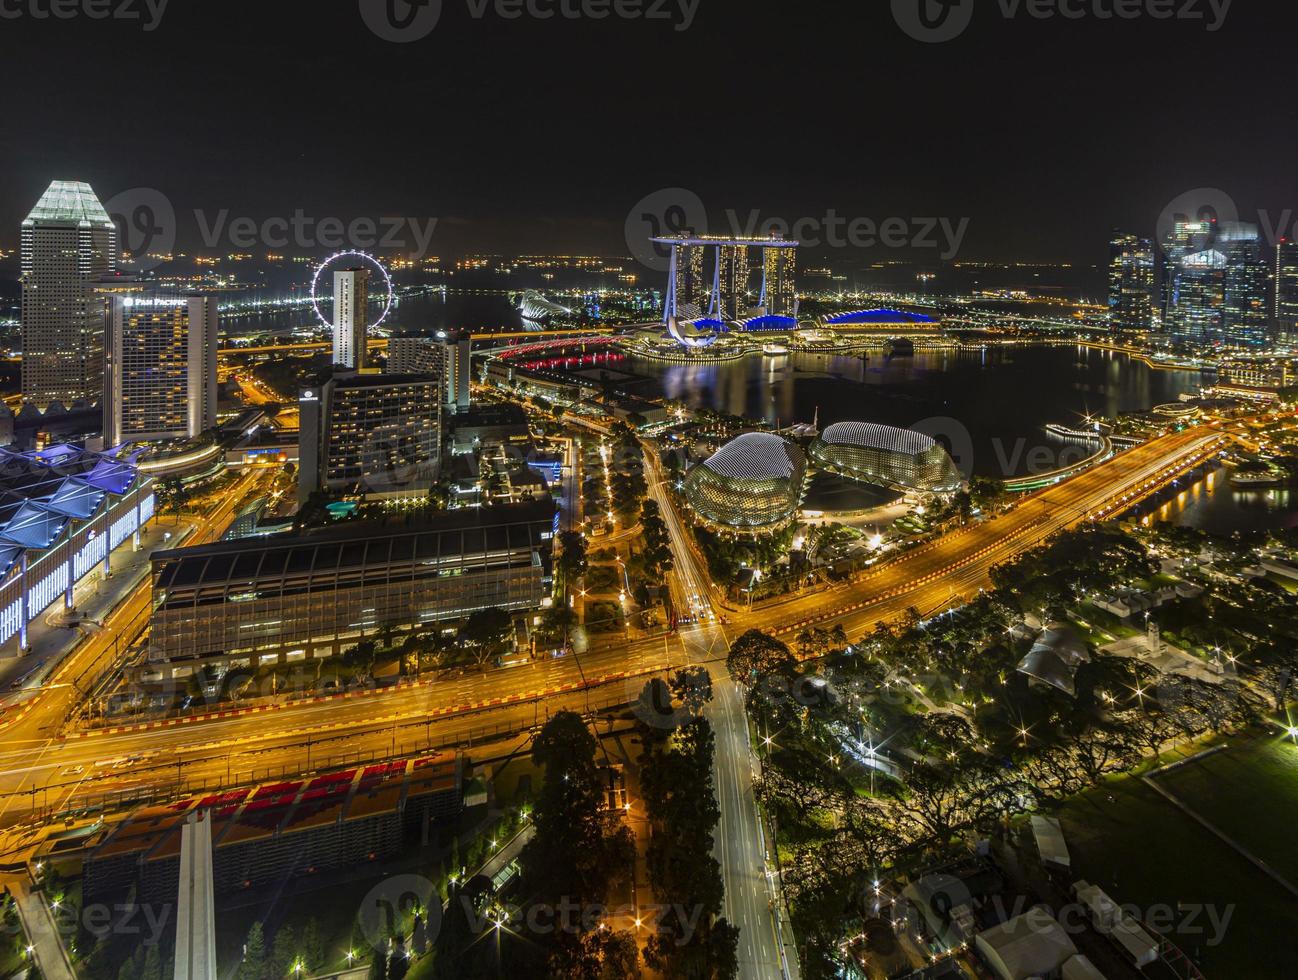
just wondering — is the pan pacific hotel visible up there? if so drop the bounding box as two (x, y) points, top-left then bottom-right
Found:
(0, 445), (155, 652)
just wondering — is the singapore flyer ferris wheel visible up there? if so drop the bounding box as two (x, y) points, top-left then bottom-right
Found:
(309, 250), (395, 331)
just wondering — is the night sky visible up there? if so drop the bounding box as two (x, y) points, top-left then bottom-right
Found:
(0, 0), (1293, 265)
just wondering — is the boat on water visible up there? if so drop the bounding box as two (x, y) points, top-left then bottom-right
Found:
(762, 343), (789, 356)
(1228, 462), (1287, 488)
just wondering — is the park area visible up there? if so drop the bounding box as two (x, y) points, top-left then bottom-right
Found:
(1058, 730), (1298, 979)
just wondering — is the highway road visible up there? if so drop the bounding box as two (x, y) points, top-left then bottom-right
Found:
(0, 467), (273, 824)
(0, 430), (1223, 853)
(645, 444), (794, 978)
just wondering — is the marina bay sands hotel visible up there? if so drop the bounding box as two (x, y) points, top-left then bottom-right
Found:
(653, 234), (799, 325)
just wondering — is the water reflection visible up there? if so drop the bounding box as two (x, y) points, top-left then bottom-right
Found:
(1140, 468), (1298, 534)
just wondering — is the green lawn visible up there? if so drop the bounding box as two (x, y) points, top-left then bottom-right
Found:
(1155, 731), (1298, 887)
(1057, 734), (1298, 979)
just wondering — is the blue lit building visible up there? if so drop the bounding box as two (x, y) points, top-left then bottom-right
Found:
(822, 309), (939, 330)
(0, 445), (155, 650)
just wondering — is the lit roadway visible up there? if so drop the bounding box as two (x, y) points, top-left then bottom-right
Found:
(0, 426), (1223, 941)
(0, 467), (273, 827)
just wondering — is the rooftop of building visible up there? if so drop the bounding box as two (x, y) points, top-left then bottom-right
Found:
(0, 444), (145, 575)
(152, 498), (557, 585)
(23, 180), (114, 227)
(700, 432), (803, 482)
(312, 370), (442, 392)
(818, 421), (938, 456)
(452, 402), (530, 428)
(824, 308), (937, 325)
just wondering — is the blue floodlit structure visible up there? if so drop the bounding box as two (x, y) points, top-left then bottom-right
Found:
(658, 235), (801, 335)
(740, 314), (799, 333)
(824, 309), (937, 326)
(666, 317), (728, 349)
(0, 445), (155, 650)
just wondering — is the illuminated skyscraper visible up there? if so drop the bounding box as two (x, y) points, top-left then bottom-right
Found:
(298, 372), (442, 504)
(1163, 219), (1267, 347)
(1275, 240), (1298, 340)
(1167, 248), (1226, 345)
(761, 245), (798, 317)
(104, 294), (219, 446)
(717, 245), (750, 320)
(671, 243), (707, 319)
(656, 234), (799, 328)
(1218, 222), (1268, 348)
(332, 267), (369, 369)
(20, 180), (117, 410)
(1107, 233), (1154, 333)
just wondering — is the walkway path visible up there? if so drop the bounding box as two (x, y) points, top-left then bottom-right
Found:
(3, 871), (76, 980)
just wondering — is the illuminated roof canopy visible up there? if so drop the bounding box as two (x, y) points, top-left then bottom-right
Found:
(23, 180), (114, 228)
(0, 445), (143, 553)
(824, 309), (936, 325)
(703, 432), (801, 481)
(820, 421), (937, 456)
(740, 315), (799, 332)
(651, 235), (800, 248)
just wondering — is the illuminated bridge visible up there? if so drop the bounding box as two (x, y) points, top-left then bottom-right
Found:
(489, 336), (621, 361)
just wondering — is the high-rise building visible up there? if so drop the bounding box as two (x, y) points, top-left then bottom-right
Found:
(1160, 218), (1215, 326)
(1218, 222), (1268, 348)
(1223, 257), (1270, 348)
(332, 267), (369, 369)
(1163, 219), (1268, 347)
(1107, 234), (1154, 333)
(1167, 248), (1226, 345)
(1276, 240), (1298, 341)
(104, 295), (219, 446)
(671, 243), (707, 319)
(717, 245), (750, 320)
(298, 372), (443, 504)
(761, 245), (798, 317)
(386, 331), (471, 411)
(20, 180), (117, 410)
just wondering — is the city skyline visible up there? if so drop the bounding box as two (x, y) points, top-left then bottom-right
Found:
(3, 6), (1298, 980)
(0, 2), (1292, 266)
